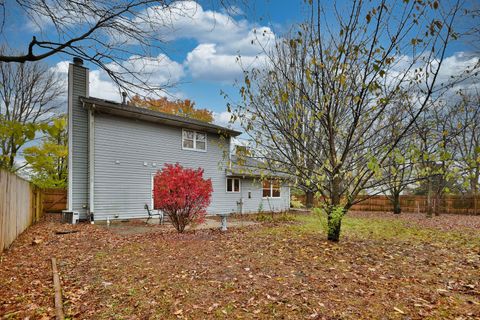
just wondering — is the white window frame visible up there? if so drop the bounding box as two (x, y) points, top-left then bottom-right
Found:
(262, 179), (281, 199)
(182, 129), (207, 152)
(226, 178), (241, 193)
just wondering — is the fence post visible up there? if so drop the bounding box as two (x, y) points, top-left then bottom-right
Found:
(38, 190), (43, 221)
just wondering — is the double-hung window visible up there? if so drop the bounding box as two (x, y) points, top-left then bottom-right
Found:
(226, 178), (240, 193)
(182, 129), (207, 151)
(262, 180), (281, 198)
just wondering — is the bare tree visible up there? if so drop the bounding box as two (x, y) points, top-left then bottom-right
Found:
(233, 0), (462, 241)
(230, 27), (323, 208)
(0, 0), (235, 94)
(460, 2), (480, 54)
(382, 95), (417, 214)
(448, 91), (480, 213)
(0, 60), (64, 171)
(412, 96), (463, 216)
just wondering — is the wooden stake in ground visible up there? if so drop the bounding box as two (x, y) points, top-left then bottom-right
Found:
(51, 258), (65, 320)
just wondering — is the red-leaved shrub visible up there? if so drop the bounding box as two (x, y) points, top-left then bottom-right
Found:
(153, 163), (212, 232)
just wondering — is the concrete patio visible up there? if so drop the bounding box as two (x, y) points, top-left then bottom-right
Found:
(96, 216), (258, 235)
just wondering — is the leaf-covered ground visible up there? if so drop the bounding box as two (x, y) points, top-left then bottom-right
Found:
(1, 212), (479, 319)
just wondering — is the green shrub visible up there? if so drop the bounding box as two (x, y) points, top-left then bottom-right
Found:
(255, 212), (296, 223)
(255, 213), (273, 222)
(276, 213), (296, 222)
(290, 195), (304, 209)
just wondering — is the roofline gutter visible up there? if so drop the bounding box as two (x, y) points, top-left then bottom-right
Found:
(225, 171), (292, 180)
(80, 97), (242, 137)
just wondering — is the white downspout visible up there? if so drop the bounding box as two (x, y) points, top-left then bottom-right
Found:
(228, 136), (232, 169)
(88, 104), (95, 219)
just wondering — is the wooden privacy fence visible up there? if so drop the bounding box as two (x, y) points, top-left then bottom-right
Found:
(42, 189), (67, 213)
(0, 169), (43, 252)
(295, 194), (480, 215)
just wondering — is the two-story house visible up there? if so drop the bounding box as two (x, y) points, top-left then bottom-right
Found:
(67, 58), (290, 222)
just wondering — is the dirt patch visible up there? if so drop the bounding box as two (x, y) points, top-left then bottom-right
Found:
(98, 216), (259, 236)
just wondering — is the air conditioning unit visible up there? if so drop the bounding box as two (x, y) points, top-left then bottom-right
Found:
(61, 211), (79, 224)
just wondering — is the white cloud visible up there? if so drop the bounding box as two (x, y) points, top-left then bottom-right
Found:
(185, 43), (270, 82)
(135, 1), (276, 82)
(216, 26), (276, 55)
(52, 60), (121, 101)
(51, 60), (70, 74)
(380, 51), (479, 101)
(140, 1), (250, 44)
(106, 54), (184, 87)
(213, 110), (232, 126)
(24, 4), (97, 32)
(221, 5), (244, 17)
(52, 54), (184, 102)
(434, 52), (479, 91)
(398, 52), (479, 87)
(185, 44), (241, 81)
(45, 2), (278, 85)
(88, 70), (123, 101)
(213, 110), (245, 135)
(135, 1), (275, 54)
(183, 23), (275, 82)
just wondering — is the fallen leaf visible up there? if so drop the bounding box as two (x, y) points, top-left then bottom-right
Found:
(394, 307), (405, 314)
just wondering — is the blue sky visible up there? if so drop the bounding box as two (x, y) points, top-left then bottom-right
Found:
(4, 0), (478, 126)
(3, 0), (310, 123)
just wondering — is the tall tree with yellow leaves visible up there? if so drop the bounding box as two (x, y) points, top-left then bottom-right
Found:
(24, 116), (68, 189)
(130, 95), (213, 123)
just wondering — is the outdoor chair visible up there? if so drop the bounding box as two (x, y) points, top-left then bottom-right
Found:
(144, 204), (164, 224)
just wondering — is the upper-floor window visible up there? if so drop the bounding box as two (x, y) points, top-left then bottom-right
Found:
(226, 178), (240, 193)
(262, 180), (281, 198)
(182, 129), (207, 151)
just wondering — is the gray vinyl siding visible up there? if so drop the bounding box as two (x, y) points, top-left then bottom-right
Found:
(68, 62), (290, 222)
(69, 64), (89, 218)
(93, 114), (231, 220)
(92, 114), (290, 220)
(227, 178), (290, 214)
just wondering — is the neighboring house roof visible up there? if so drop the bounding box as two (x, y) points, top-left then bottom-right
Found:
(80, 96), (242, 137)
(227, 155), (291, 179)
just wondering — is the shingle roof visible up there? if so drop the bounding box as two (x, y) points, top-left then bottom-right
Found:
(227, 155), (291, 179)
(80, 96), (242, 137)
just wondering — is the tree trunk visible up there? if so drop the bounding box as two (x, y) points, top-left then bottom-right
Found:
(393, 193), (401, 214)
(305, 191), (315, 208)
(426, 195), (433, 217)
(327, 176), (343, 242)
(426, 177), (433, 218)
(327, 212), (342, 242)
